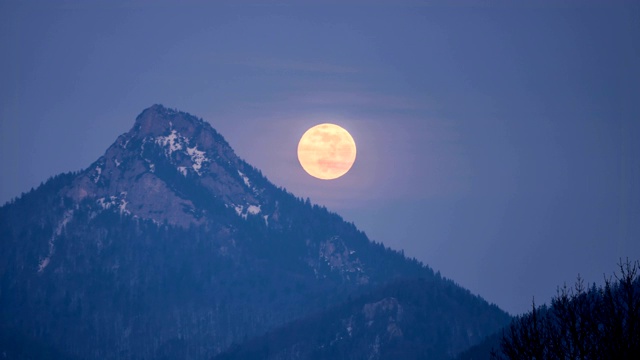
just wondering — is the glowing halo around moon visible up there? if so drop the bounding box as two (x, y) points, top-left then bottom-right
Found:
(297, 123), (357, 180)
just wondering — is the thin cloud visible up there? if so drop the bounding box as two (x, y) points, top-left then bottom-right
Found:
(230, 58), (362, 74)
(229, 90), (432, 113)
(292, 91), (429, 110)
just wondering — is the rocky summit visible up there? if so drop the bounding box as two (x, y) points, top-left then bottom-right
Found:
(66, 104), (264, 228)
(0, 105), (510, 359)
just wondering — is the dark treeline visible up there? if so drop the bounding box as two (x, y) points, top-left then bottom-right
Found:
(492, 259), (640, 360)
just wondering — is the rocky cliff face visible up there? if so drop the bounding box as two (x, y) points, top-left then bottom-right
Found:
(65, 104), (264, 228)
(0, 105), (509, 359)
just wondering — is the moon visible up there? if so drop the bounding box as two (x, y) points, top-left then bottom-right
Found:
(297, 123), (357, 180)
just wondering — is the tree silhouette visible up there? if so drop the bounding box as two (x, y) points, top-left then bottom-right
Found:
(492, 259), (640, 359)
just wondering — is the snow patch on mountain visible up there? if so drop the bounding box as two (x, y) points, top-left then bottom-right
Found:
(187, 146), (208, 175)
(38, 209), (74, 273)
(247, 205), (261, 215)
(119, 198), (129, 215)
(97, 192), (131, 215)
(234, 205), (243, 217)
(345, 317), (354, 337)
(238, 170), (251, 188)
(233, 204), (262, 220)
(155, 129), (183, 155)
(93, 166), (102, 183)
(177, 166), (187, 177)
(153, 129), (210, 176)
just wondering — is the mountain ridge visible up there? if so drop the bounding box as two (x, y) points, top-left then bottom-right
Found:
(0, 104), (510, 359)
(216, 277), (510, 360)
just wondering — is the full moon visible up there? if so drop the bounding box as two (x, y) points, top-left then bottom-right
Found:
(297, 123), (357, 180)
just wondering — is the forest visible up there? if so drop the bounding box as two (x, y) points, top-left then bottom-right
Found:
(491, 259), (640, 359)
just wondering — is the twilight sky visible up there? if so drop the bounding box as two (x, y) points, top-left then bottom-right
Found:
(1, 0), (638, 315)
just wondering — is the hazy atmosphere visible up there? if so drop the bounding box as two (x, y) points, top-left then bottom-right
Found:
(2, 0), (639, 315)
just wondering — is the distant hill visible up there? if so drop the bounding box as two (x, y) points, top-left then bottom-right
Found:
(216, 277), (510, 360)
(1, 105), (510, 359)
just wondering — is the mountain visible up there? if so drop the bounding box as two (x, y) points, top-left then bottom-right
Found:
(0, 105), (510, 359)
(215, 277), (510, 360)
(454, 332), (502, 360)
(0, 324), (80, 360)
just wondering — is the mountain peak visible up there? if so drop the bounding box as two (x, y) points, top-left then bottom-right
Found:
(133, 104), (207, 139)
(63, 105), (261, 227)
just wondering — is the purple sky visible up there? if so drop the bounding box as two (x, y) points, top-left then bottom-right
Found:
(1, 1), (639, 315)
